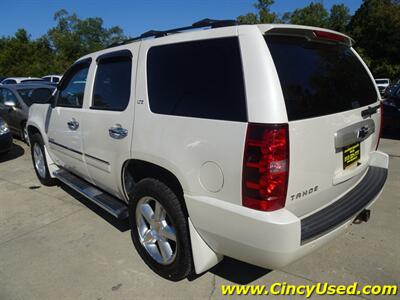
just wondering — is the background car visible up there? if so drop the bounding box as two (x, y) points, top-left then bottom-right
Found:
(383, 84), (400, 132)
(42, 75), (62, 84)
(0, 84), (55, 142)
(383, 83), (399, 99)
(1, 77), (43, 85)
(0, 117), (13, 154)
(375, 78), (391, 95)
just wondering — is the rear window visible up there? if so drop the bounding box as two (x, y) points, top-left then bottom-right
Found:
(266, 35), (378, 121)
(18, 87), (54, 106)
(147, 37), (247, 122)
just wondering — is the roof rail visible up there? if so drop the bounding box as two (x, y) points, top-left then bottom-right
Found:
(106, 18), (238, 49)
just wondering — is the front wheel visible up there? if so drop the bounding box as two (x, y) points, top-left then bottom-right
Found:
(129, 178), (193, 281)
(30, 133), (56, 186)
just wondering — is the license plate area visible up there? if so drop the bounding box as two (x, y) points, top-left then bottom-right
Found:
(343, 142), (361, 170)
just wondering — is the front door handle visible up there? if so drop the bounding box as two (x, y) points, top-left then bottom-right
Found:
(109, 124), (128, 139)
(67, 118), (79, 131)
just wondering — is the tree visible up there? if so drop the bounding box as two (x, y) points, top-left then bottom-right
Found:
(285, 2), (329, 28)
(237, 0), (279, 24)
(347, 0), (400, 79)
(0, 9), (128, 77)
(0, 29), (54, 76)
(46, 9), (127, 72)
(328, 4), (351, 33)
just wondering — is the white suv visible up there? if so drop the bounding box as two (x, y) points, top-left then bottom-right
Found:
(27, 20), (389, 281)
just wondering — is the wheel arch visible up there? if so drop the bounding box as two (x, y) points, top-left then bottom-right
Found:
(122, 159), (188, 217)
(27, 124), (41, 140)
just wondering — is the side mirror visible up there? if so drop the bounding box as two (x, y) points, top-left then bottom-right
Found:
(30, 88), (53, 104)
(4, 100), (16, 107)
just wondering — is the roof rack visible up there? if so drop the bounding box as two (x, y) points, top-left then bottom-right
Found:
(106, 18), (238, 48)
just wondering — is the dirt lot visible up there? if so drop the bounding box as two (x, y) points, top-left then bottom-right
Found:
(0, 139), (399, 300)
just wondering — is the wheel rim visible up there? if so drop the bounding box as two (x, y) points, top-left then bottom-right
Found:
(136, 196), (177, 265)
(23, 128), (29, 143)
(33, 143), (46, 179)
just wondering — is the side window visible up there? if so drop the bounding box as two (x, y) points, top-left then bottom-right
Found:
(53, 77), (60, 83)
(92, 54), (132, 111)
(147, 37), (247, 122)
(57, 65), (89, 108)
(4, 89), (19, 106)
(42, 77), (51, 82)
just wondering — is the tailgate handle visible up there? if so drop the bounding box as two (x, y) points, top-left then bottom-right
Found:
(361, 104), (380, 118)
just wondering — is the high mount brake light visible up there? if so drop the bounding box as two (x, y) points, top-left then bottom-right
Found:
(313, 30), (346, 43)
(242, 123), (289, 211)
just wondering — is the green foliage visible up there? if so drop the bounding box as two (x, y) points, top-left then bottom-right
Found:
(348, 0), (400, 79)
(0, 10), (126, 77)
(328, 4), (351, 33)
(285, 2), (329, 27)
(237, 0), (280, 24)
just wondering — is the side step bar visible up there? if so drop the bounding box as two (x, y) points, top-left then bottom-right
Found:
(54, 169), (129, 219)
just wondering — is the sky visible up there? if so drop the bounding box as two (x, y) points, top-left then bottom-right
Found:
(3, 0), (363, 39)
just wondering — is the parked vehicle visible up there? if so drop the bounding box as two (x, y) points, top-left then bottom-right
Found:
(0, 117), (13, 154)
(383, 85), (400, 131)
(383, 83), (399, 99)
(27, 20), (388, 281)
(1, 77), (44, 85)
(42, 75), (62, 84)
(375, 78), (391, 95)
(0, 84), (55, 142)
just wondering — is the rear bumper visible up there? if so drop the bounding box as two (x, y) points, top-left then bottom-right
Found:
(185, 151), (389, 269)
(0, 132), (13, 154)
(301, 165), (387, 243)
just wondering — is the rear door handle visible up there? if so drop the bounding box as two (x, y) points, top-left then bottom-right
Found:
(67, 118), (79, 131)
(109, 124), (128, 139)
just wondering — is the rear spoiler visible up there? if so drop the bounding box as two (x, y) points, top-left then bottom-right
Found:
(259, 25), (354, 47)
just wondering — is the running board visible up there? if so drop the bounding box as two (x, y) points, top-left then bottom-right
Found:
(53, 169), (129, 219)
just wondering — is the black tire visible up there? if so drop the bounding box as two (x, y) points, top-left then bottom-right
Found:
(128, 178), (193, 281)
(30, 133), (56, 186)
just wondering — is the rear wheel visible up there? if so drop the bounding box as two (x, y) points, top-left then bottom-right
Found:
(128, 178), (193, 281)
(30, 133), (56, 186)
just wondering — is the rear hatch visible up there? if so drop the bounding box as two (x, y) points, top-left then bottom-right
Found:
(264, 28), (381, 217)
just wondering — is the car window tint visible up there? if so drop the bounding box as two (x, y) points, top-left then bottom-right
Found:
(57, 66), (89, 108)
(147, 37), (247, 122)
(4, 89), (18, 103)
(92, 57), (132, 111)
(2, 79), (16, 84)
(266, 35), (378, 121)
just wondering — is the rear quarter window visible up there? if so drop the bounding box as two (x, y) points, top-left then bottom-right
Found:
(147, 37), (247, 122)
(266, 35), (378, 121)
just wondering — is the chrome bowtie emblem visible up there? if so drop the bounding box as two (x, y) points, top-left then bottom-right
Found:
(357, 126), (369, 139)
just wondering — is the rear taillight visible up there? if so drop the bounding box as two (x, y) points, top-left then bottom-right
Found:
(242, 123), (289, 211)
(313, 30), (346, 43)
(376, 102), (384, 150)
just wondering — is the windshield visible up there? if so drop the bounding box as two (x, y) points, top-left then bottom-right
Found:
(375, 79), (389, 84)
(17, 88), (54, 106)
(266, 35), (378, 121)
